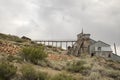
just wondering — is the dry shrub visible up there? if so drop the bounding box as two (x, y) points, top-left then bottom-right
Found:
(21, 65), (48, 80)
(22, 46), (47, 64)
(50, 73), (75, 80)
(0, 61), (17, 80)
(105, 70), (120, 80)
(66, 60), (91, 74)
(87, 72), (102, 80)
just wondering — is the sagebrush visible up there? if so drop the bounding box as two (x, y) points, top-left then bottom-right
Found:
(22, 46), (47, 64)
(0, 61), (17, 80)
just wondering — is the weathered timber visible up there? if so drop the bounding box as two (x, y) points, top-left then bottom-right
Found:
(34, 40), (76, 49)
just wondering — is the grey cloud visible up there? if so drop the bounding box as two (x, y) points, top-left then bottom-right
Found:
(0, 0), (120, 54)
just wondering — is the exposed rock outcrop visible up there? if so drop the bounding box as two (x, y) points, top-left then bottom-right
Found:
(0, 40), (21, 55)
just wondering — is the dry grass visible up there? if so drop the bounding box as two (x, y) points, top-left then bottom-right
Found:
(0, 33), (120, 80)
(87, 72), (102, 80)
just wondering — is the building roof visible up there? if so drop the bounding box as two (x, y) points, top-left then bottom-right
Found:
(90, 40), (111, 46)
(90, 38), (97, 44)
(97, 41), (111, 46)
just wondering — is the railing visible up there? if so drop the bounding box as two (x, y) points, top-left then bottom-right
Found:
(34, 40), (76, 49)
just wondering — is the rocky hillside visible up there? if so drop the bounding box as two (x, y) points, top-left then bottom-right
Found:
(0, 40), (21, 55)
(0, 33), (120, 80)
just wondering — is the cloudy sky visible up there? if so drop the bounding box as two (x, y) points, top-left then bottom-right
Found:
(0, 0), (120, 55)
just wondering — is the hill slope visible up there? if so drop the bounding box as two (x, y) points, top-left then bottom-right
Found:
(0, 33), (120, 80)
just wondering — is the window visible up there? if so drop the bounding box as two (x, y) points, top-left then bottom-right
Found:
(108, 53), (111, 58)
(98, 47), (101, 51)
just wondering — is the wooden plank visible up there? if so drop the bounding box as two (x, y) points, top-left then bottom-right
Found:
(114, 43), (117, 54)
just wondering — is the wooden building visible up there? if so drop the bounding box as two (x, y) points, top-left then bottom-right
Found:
(69, 30), (113, 58)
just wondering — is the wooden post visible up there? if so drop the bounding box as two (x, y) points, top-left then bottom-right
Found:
(56, 41), (57, 47)
(39, 41), (41, 44)
(60, 42), (62, 48)
(72, 42), (74, 46)
(66, 42), (68, 50)
(48, 41), (49, 45)
(114, 43), (117, 55)
(52, 42), (53, 48)
(44, 41), (45, 45)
